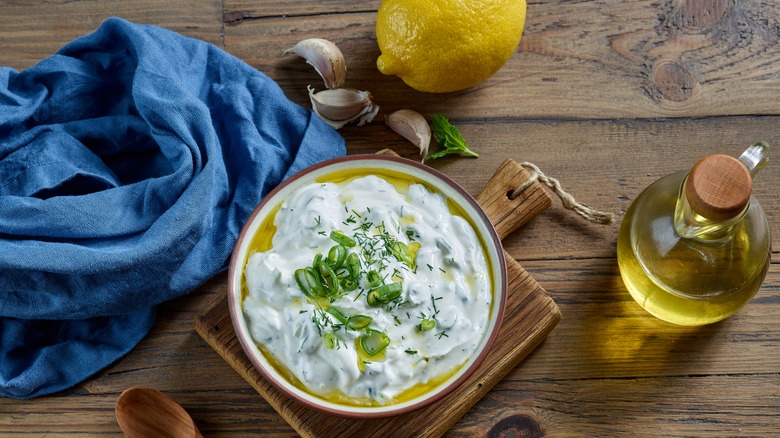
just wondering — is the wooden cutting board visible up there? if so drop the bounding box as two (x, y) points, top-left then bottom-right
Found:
(194, 155), (561, 437)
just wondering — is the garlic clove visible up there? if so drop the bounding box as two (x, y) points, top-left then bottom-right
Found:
(385, 109), (431, 157)
(283, 38), (347, 89)
(309, 87), (367, 120)
(308, 86), (379, 130)
(357, 102), (380, 127)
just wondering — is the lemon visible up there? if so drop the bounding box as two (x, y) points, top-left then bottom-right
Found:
(375, 0), (527, 93)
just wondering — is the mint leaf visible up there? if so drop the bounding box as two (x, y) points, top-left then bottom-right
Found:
(423, 115), (479, 162)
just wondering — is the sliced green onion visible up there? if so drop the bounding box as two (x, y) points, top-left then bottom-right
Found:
(367, 282), (402, 306)
(359, 329), (390, 356)
(330, 230), (356, 248)
(340, 277), (358, 291)
(346, 253), (360, 278)
(294, 267), (322, 299)
(323, 332), (337, 349)
(416, 318), (436, 332)
(335, 267), (351, 279)
(347, 314), (372, 330)
(366, 290), (381, 306)
(327, 244), (347, 268)
(294, 268), (313, 299)
(389, 241), (418, 268)
(319, 263), (340, 297)
(312, 253), (323, 271)
(325, 306), (348, 324)
(375, 282), (402, 301)
(366, 270), (381, 287)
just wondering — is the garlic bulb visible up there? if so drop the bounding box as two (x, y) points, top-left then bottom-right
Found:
(385, 109), (431, 158)
(308, 87), (379, 130)
(283, 38), (347, 89)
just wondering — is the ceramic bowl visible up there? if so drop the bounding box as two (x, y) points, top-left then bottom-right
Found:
(227, 154), (507, 418)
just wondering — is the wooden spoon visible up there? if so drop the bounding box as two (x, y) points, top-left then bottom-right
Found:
(115, 387), (202, 438)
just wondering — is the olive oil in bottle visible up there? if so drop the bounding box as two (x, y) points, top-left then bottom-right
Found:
(617, 142), (772, 325)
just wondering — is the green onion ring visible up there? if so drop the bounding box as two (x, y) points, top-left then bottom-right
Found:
(359, 329), (390, 356)
(330, 230), (356, 248)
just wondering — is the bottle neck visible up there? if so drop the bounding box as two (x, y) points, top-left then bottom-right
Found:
(673, 176), (748, 242)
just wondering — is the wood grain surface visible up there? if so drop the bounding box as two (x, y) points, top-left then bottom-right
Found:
(1, 0), (779, 436)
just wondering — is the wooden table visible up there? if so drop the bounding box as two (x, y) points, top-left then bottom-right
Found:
(2, 0), (779, 436)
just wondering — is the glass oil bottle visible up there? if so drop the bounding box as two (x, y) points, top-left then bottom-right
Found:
(617, 142), (772, 325)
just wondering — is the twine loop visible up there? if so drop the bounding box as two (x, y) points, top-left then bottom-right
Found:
(510, 162), (616, 225)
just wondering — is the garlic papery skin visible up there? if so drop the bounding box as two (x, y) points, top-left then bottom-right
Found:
(386, 109), (431, 158)
(308, 87), (379, 130)
(283, 38), (347, 89)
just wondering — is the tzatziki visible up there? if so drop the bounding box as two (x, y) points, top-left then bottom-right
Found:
(242, 172), (492, 406)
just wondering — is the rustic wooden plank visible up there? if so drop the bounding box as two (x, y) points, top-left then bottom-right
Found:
(515, 255), (780, 381)
(452, 374), (780, 437)
(0, 0), (223, 71)
(0, 390), (299, 437)
(223, 0), (380, 24)
(8, 373), (779, 437)
(222, 0), (780, 119)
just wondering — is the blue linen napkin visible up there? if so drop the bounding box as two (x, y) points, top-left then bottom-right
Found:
(0, 17), (346, 398)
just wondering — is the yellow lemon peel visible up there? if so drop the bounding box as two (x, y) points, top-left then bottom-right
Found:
(376, 0), (527, 93)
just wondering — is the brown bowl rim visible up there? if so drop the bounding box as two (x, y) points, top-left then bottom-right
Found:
(227, 154), (507, 418)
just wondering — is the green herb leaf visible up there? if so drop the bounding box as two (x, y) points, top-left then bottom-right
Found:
(424, 115), (479, 162)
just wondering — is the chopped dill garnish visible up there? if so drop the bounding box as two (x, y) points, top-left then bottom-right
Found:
(431, 294), (442, 315)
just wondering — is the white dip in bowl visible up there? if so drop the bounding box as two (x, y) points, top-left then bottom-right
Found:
(229, 155), (506, 418)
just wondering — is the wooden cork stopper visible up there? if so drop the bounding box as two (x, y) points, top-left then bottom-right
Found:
(685, 154), (752, 221)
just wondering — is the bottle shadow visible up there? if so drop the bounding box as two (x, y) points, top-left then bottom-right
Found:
(563, 256), (732, 379)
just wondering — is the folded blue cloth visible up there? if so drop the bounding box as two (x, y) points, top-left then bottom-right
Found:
(0, 18), (345, 398)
